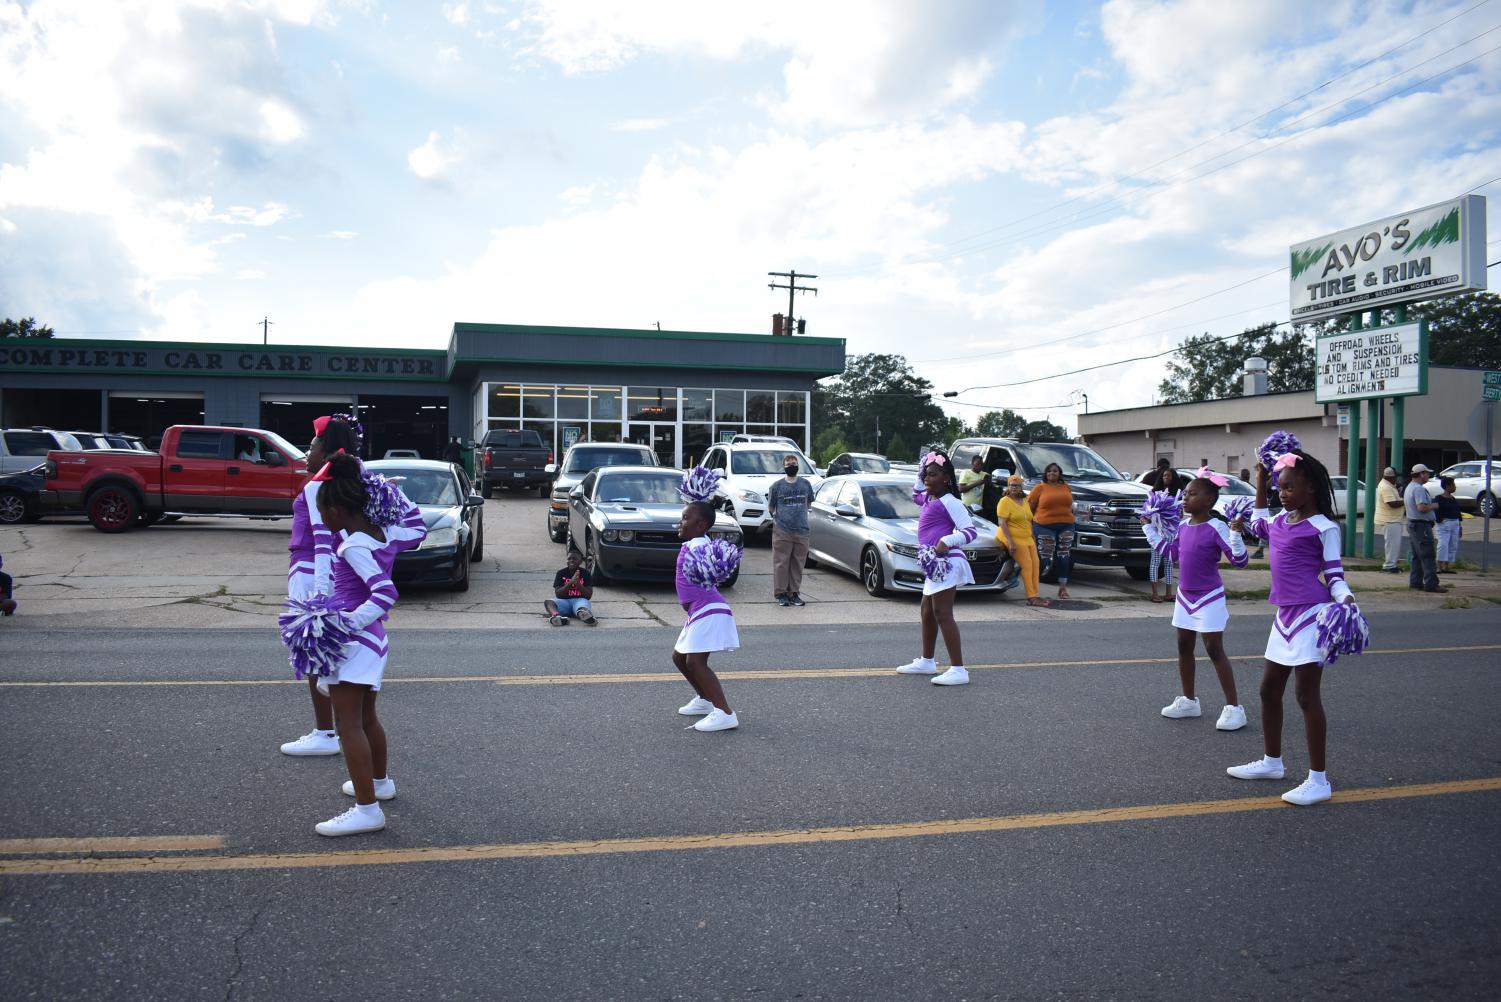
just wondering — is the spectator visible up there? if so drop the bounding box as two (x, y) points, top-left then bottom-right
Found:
(1374, 466), (1405, 573)
(1140, 459), (1189, 492)
(768, 453), (814, 607)
(1239, 467), (1252, 483)
(1434, 476), (1463, 574)
(1404, 464), (1442, 592)
(958, 455), (987, 509)
(1028, 462), (1075, 602)
(546, 550), (596, 625)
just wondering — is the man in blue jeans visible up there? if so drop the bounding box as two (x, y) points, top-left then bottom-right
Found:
(1403, 464), (1444, 593)
(545, 550), (597, 625)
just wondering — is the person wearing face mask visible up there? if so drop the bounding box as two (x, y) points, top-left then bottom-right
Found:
(767, 453), (815, 607)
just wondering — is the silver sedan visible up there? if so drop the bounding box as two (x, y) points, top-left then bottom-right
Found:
(807, 474), (1018, 597)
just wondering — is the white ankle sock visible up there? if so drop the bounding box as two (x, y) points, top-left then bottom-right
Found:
(1265, 755), (1284, 768)
(1309, 770), (1328, 785)
(355, 801), (383, 815)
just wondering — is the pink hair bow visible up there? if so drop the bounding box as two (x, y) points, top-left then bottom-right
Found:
(1271, 454), (1301, 474)
(1194, 466), (1228, 487)
(308, 448), (346, 481)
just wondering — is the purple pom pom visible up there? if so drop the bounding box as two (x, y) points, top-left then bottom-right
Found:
(679, 466), (722, 503)
(362, 472), (406, 527)
(278, 595), (357, 679)
(1258, 431), (1302, 487)
(918, 544), (950, 581)
(1315, 602), (1370, 666)
(1221, 496), (1254, 525)
(681, 538), (741, 588)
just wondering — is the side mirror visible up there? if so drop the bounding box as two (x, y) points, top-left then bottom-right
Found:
(264, 451), (287, 467)
(544, 463), (557, 474)
(464, 494), (485, 508)
(569, 487), (585, 501)
(834, 503), (860, 517)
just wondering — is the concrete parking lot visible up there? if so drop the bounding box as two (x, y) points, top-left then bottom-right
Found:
(1, 492), (1496, 632)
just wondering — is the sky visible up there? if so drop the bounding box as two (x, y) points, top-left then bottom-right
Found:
(2, 0), (1499, 432)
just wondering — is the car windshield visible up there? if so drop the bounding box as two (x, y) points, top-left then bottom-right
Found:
(566, 447), (653, 473)
(1015, 444), (1119, 480)
(597, 472), (683, 504)
(851, 456), (891, 473)
(861, 485), (922, 519)
(260, 430), (306, 461)
(382, 470), (459, 506)
(1218, 477), (1255, 495)
(732, 450), (814, 475)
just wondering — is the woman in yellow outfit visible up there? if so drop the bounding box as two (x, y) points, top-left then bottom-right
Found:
(995, 475), (1049, 607)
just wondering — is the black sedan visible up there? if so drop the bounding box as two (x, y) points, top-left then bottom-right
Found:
(564, 465), (742, 586)
(364, 459), (484, 592)
(0, 463), (45, 524)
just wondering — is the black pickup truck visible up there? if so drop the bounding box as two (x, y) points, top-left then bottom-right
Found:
(479, 428), (553, 498)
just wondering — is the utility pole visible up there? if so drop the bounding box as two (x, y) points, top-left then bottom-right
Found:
(767, 270), (818, 335)
(260, 316), (274, 345)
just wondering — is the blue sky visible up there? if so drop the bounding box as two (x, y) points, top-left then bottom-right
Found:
(2, 0), (1498, 430)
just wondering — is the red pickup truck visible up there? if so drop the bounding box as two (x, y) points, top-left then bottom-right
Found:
(45, 425), (309, 532)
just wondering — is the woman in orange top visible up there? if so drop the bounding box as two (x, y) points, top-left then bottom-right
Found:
(1027, 462), (1075, 601)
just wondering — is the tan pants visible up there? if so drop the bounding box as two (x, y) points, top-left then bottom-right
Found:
(771, 527), (809, 596)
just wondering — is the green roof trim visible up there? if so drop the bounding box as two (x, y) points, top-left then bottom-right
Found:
(29, 337), (447, 357)
(451, 321), (845, 349)
(450, 353), (839, 375)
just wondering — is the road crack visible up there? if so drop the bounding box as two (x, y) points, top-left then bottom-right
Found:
(224, 897), (267, 1001)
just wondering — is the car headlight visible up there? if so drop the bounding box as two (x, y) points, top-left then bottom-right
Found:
(886, 542), (919, 558)
(420, 527), (458, 550)
(1071, 500), (1094, 518)
(601, 528), (618, 542)
(735, 489), (765, 504)
(709, 530), (740, 543)
(616, 529), (634, 543)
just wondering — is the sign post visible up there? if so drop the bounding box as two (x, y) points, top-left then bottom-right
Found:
(1470, 386), (1501, 573)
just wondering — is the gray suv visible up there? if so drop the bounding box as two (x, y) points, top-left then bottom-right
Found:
(547, 442), (657, 542)
(2, 427), (83, 475)
(948, 438), (1154, 580)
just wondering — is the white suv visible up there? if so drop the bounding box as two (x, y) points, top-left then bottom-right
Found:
(1425, 460), (1500, 517)
(699, 442), (821, 535)
(2, 427), (84, 474)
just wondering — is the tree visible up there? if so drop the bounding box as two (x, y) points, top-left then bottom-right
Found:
(886, 433), (911, 462)
(1022, 419), (1070, 442)
(1157, 322), (1320, 404)
(975, 409), (1027, 438)
(1, 317), (55, 339)
(817, 353), (950, 457)
(1411, 291), (1501, 369)
(817, 438), (850, 465)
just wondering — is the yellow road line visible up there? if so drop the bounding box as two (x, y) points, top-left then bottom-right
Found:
(0, 835), (225, 855)
(2, 777), (1496, 877)
(0, 643), (1496, 689)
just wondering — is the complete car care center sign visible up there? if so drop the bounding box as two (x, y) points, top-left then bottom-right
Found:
(1290, 194), (1487, 322)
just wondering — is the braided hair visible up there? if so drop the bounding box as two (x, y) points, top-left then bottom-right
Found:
(319, 418), (361, 457)
(316, 453), (369, 516)
(1281, 449), (1337, 521)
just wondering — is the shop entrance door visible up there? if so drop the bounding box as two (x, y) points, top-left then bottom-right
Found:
(627, 423), (678, 468)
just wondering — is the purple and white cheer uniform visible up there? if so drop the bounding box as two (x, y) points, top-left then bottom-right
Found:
(320, 531), (400, 691)
(913, 480), (979, 596)
(287, 468), (427, 602)
(1245, 507), (1352, 665)
(1168, 519), (1247, 633)
(674, 536), (740, 654)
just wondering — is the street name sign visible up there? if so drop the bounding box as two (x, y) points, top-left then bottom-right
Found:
(1314, 321), (1428, 403)
(1290, 194), (1488, 322)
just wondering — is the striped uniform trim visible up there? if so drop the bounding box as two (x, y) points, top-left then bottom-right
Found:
(1175, 586), (1224, 614)
(686, 604), (734, 628)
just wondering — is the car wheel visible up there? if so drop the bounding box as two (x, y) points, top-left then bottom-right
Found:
(87, 486), (139, 533)
(0, 490), (27, 525)
(450, 552), (471, 592)
(549, 523), (567, 543)
(471, 519), (483, 560)
(1125, 563), (1151, 581)
(586, 533), (613, 586)
(721, 570), (739, 589)
(1481, 492), (1496, 519)
(481, 481), (493, 499)
(861, 546), (888, 597)
(537, 483), (550, 498)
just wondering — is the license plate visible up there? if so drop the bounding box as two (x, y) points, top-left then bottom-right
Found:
(513, 472), (525, 479)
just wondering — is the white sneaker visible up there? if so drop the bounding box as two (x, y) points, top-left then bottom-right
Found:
(1227, 757), (1285, 780)
(1215, 705), (1248, 731)
(1160, 696), (1201, 719)
(279, 729), (340, 757)
(342, 777), (396, 801)
(896, 657), (939, 675)
(693, 708), (739, 732)
(931, 666), (970, 686)
(1282, 777), (1332, 806)
(315, 804), (386, 837)
(678, 696), (715, 716)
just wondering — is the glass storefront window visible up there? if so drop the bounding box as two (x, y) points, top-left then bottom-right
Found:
(489, 383), (521, 418)
(777, 391), (806, 425)
(627, 386), (677, 422)
(682, 424), (713, 468)
(715, 389), (744, 422)
(557, 385), (589, 420)
(747, 391), (775, 423)
(522, 385), (555, 419)
(682, 388), (712, 423)
(592, 386), (622, 421)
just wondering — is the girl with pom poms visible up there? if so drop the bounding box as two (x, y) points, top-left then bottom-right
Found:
(896, 449), (978, 686)
(1226, 434), (1369, 806)
(673, 468), (743, 732)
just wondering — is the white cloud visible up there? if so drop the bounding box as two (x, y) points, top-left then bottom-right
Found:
(407, 130), (456, 180)
(325, 230), (358, 239)
(443, 2), (470, 26)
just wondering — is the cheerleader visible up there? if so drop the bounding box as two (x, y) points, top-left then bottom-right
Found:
(280, 414), (425, 757)
(1227, 449), (1353, 806)
(1159, 472), (1248, 730)
(310, 453), (402, 835)
(672, 492), (741, 732)
(1141, 467), (1180, 603)
(896, 450), (978, 685)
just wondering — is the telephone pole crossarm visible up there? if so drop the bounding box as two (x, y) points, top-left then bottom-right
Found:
(767, 269), (819, 335)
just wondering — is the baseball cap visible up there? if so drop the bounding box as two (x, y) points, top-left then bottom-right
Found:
(1410, 463), (1433, 475)
(1382, 467), (1396, 476)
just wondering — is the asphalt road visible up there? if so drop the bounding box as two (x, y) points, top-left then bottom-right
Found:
(3, 608), (1500, 1000)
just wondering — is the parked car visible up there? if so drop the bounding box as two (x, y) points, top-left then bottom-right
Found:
(823, 452), (891, 478)
(949, 438), (1154, 579)
(807, 473), (1017, 597)
(365, 459), (483, 593)
(43, 425), (308, 532)
(729, 433), (802, 449)
(3, 427), (83, 474)
(1328, 476), (1368, 518)
(547, 442), (656, 542)
(1426, 460), (1499, 517)
(564, 465), (742, 585)
(699, 442), (822, 536)
(0, 463), (45, 524)
(478, 427), (553, 498)
(382, 448), (421, 460)
(104, 433), (148, 451)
